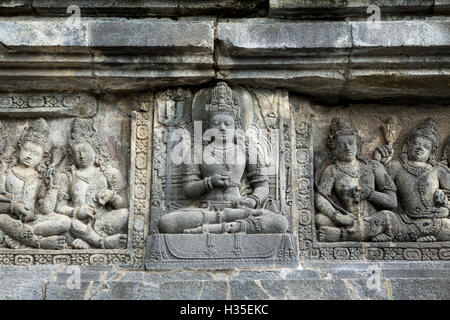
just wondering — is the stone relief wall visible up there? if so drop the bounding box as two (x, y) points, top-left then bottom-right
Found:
(294, 98), (450, 261)
(0, 85), (447, 269)
(0, 93), (151, 268)
(145, 82), (299, 269)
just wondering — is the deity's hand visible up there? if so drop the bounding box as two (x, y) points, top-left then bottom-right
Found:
(348, 187), (361, 203)
(96, 190), (115, 206)
(47, 168), (60, 189)
(233, 197), (257, 209)
(428, 207), (449, 218)
(13, 202), (34, 222)
(374, 145), (394, 164)
(434, 189), (448, 207)
(76, 204), (95, 221)
(360, 186), (374, 201)
(332, 212), (354, 227)
(211, 174), (231, 188)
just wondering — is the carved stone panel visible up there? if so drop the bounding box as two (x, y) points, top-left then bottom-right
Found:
(145, 83), (299, 269)
(0, 93), (150, 268)
(294, 98), (450, 261)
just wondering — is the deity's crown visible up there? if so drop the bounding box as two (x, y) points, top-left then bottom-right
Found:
(23, 118), (50, 152)
(407, 117), (438, 145)
(71, 118), (95, 141)
(328, 118), (358, 139)
(204, 82), (241, 125)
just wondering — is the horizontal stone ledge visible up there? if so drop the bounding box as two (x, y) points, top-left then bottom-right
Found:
(216, 19), (450, 103)
(0, 0), (266, 16)
(0, 70), (215, 92)
(269, 0), (450, 18)
(217, 69), (450, 104)
(217, 19), (450, 56)
(2, 262), (450, 299)
(0, 18), (215, 54)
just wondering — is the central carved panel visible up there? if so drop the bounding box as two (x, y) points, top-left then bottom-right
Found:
(145, 82), (299, 269)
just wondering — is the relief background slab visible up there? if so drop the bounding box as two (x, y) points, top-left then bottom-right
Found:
(292, 95), (450, 261)
(0, 93), (150, 269)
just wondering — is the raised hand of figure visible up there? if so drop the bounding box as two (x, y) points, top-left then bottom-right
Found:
(374, 145), (394, 164)
(46, 167), (60, 188)
(211, 174), (231, 188)
(434, 189), (448, 207)
(96, 190), (114, 206)
(77, 204), (95, 221)
(333, 212), (354, 227)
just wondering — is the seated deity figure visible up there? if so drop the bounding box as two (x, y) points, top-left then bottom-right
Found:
(0, 118), (70, 249)
(158, 82), (289, 234)
(379, 118), (450, 242)
(315, 118), (399, 242)
(54, 119), (128, 249)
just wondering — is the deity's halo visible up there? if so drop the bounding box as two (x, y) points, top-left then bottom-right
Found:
(192, 82), (254, 131)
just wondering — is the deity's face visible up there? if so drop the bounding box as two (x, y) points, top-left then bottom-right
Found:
(71, 141), (96, 169)
(209, 113), (235, 143)
(407, 136), (433, 163)
(335, 134), (357, 163)
(19, 141), (44, 168)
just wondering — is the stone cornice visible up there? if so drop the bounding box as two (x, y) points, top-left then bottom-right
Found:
(0, 17), (449, 103)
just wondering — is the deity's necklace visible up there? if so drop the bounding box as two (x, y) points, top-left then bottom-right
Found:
(335, 161), (360, 178)
(400, 155), (430, 177)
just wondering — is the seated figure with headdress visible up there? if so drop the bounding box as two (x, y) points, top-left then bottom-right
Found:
(315, 118), (400, 242)
(0, 118), (70, 249)
(378, 118), (450, 242)
(54, 119), (129, 249)
(158, 82), (288, 235)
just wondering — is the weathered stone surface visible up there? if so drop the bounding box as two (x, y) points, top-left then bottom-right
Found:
(30, 0), (266, 17)
(269, 0), (449, 18)
(0, 18), (215, 91)
(217, 19), (450, 103)
(0, 18), (214, 54)
(2, 262), (450, 300)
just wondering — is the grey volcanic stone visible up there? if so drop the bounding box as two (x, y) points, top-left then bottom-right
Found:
(217, 20), (352, 55)
(0, 18), (214, 54)
(31, 0), (266, 16)
(0, 262), (449, 300)
(269, 0), (447, 18)
(216, 19), (450, 103)
(0, 17), (215, 91)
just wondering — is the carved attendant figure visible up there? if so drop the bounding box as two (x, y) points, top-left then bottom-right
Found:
(55, 119), (128, 249)
(381, 118), (450, 242)
(315, 118), (399, 242)
(0, 119), (68, 249)
(158, 82), (288, 234)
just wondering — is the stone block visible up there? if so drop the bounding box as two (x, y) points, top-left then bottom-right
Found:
(269, 0), (437, 18)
